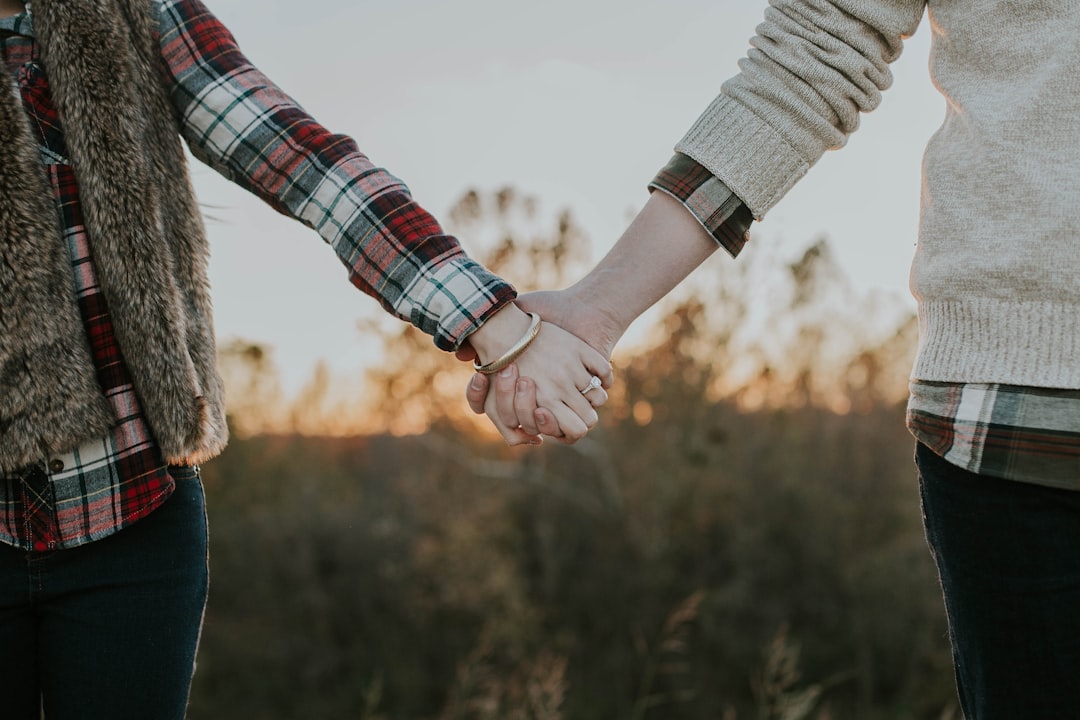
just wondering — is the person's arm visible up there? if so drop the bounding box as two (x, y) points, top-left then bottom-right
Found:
(468, 0), (927, 434)
(467, 188), (730, 435)
(466, 152), (754, 433)
(154, 0), (611, 443)
(539, 190), (721, 355)
(156, 0), (508, 349)
(463, 153), (754, 433)
(676, 0), (926, 220)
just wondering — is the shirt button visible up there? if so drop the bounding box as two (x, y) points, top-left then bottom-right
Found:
(48, 458), (65, 473)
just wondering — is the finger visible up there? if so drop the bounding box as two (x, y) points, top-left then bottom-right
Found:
(514, 377), (543, 436)
(466, 373), (489, 415)
(561, 379), (600, 431)
(454, 341), (478, 363)
(575, 374), (609, 409)
(583, 350), (615, 390)
(486, 403), (540, 446)
(484, 383), (541, 447)
(582, 385), (609, 408)
(497, 423), (542, 446)
(576, 349), (614, 417)
(494, 364), (523, 430)
(546, 402), (592, 443)
(502, 426), (543, 446)
(533, 407), (562, 437)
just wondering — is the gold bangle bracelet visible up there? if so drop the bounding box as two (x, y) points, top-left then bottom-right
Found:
(473, 312), (543, 375)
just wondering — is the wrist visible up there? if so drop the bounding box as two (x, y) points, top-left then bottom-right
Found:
(467, 303), (533, 365)
(565, 191), (716, 349)
(564, 279), (632, 353)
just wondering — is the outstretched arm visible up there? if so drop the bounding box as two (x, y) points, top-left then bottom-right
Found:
(156, 0), (609, 440)
(466, 0), (927, 435)
(525, 190), (719, 360)
(466, 190), (719, 436)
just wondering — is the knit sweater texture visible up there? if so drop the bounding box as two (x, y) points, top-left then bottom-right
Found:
(676, 0), (1080, 389)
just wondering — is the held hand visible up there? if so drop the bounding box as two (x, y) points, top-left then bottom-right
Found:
(466, 364), (543, 446)
(466, 191), (720, 438)
(515, 288), (623, 361)
(466, 371), (565, 440)
(466, 288), (625, 437)
(490, 321), (612, 444)
(465, 303), (613, 445)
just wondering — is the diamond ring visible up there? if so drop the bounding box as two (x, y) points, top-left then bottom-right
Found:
(580, 375), (603, 395)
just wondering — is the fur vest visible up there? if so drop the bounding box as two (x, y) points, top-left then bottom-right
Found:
(0, 0), (227, 472)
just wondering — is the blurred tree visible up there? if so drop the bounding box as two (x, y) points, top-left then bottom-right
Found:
(216, 338), (284, 436)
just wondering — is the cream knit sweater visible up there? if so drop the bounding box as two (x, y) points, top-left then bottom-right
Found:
(676, 0), (1080, 389)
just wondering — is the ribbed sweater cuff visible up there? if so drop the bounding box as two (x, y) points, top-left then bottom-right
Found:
(674, 94), (810, 219)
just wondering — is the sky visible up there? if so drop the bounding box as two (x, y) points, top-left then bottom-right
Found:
(193, 0), (943, 395)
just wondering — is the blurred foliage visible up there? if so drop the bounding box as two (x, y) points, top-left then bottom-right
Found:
(193, 189), (956, 719)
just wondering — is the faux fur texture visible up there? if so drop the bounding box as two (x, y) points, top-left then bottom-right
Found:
(0, 0), (228, 471)
(0, 75), (115, 473)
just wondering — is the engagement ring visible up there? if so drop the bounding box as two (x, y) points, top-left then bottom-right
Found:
(580, 375), (603, 395)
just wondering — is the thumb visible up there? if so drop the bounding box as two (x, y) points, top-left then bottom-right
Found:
(455, 341), (478, 363)
(465, 372), (489, 415)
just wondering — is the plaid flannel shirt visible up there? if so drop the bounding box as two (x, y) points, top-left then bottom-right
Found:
(0, 0), (514, 551)
(648, 154), (1080, 491)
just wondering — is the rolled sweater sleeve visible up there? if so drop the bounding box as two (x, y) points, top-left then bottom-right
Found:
(676, 0), (926, 218)
(154, 0), (514, 351)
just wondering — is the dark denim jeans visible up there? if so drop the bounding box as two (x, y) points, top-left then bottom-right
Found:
(917, 442), (1080, 719)
(0, 466), (209, 720)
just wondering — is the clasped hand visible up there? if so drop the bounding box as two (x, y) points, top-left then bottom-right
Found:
(459, 290), (622, 445)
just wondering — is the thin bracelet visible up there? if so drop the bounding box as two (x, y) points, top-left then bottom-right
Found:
(473, 312), (543, 375)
